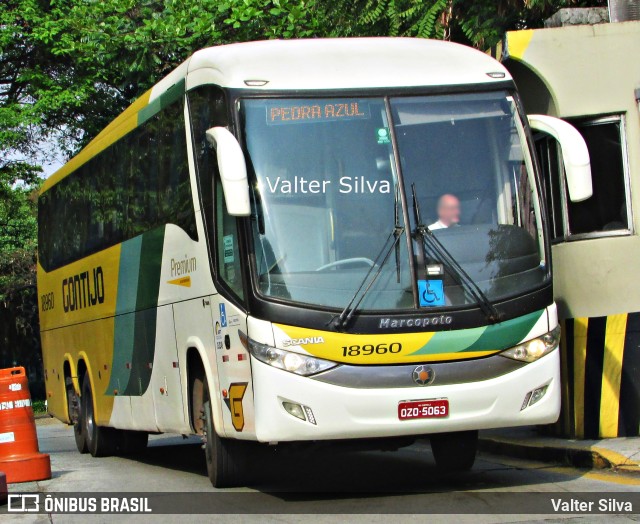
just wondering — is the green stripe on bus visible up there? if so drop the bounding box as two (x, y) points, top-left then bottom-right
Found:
(138, 79), (186, 126)
(108, 227), (166, 396)
(108, 313), (135, 395)
(123, 226), (165, 395)
(107, 236), (143, 395)
(115, 236), (143, 315)
(409, 325), (485, 356)
(135, 226), (165, 310)
(462, 309), (544, 352)
(410, 309), (543, 356)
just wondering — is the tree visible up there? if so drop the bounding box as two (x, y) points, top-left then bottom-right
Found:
(0, 164), (42, 395)
(2, 0), (606, 168)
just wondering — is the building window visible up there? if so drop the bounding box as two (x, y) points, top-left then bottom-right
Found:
(536, 115), (631, 241)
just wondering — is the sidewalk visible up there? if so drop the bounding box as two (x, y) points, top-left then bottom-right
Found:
(479, 426), (640, 473)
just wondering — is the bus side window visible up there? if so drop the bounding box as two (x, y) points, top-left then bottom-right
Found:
(215, 179), (244, 300)
(535, 115), (631, 240)
(187, 85), (244, 300)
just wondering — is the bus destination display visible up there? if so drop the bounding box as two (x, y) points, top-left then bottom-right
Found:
(266, 100), (370, 125)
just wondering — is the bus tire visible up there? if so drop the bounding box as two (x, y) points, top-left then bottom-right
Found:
(67, 377), (88, 454)
(430, 430), (478, 472)
(81, 373), (117, 458)
(201, 380), (242, 488)
(118, 430), (149, 455)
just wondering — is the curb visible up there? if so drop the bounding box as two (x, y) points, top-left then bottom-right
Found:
(478, 436), (640, 472)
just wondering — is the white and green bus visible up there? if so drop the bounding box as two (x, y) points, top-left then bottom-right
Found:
(37, 38), (592, 487)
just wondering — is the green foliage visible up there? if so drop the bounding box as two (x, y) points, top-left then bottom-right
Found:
(361, 0), (450, 39)
(1, 0), (607, 167)
(32, 399), (47, 414)
(218, 0), (324, 39)
(0, 154), (41, 391)
(0, 163), (40, 302)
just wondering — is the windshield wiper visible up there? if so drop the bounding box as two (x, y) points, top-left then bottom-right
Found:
(329, 185), (404, 331)
(411, 184), (501, 324)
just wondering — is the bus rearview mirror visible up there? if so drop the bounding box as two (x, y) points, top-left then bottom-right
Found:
(528, 114), (593, 202)
(205, 127), (251, 216)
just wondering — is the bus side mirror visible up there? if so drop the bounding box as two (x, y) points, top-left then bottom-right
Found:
(205, 127), (251, 216)
(528, 114), (592, 202)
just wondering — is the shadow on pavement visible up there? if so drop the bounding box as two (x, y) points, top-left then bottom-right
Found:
(127, 435), (583, 498)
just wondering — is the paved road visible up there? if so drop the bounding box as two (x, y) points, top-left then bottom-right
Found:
(3, 418), (639, 523)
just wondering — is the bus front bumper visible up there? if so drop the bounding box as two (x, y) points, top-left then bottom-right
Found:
(251, 350), (560, 443)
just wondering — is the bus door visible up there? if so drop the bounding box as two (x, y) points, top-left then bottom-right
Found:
(172, 296), (220, 431)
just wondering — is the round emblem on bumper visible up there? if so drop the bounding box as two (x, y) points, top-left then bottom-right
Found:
(412, 365), (435, 386)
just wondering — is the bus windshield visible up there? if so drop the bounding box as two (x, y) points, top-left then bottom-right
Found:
(241, 91), (547, 311)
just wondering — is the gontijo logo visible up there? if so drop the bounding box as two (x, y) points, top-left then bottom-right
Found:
(62, 266), (105, 312)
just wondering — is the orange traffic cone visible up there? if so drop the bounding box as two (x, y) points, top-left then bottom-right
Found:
(0, 367), (51, 483)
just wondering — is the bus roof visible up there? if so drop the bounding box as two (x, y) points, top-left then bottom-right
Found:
(42, 37), (511, 192)
(186, 37), (511, 90)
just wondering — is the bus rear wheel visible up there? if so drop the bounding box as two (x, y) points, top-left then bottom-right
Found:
(430, 430), (478, 472)
(81, 373), (118, 457)
(67, 377), (88, 454)
(201, 380), (243, 488)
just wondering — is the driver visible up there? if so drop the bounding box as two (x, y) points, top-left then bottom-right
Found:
(429, 194), (460, 230)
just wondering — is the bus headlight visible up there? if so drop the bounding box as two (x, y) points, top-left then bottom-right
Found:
(500, 326), (561, 363)
(248, 339), (338, 376)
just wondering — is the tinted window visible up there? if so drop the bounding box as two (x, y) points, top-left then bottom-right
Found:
(39, 97), (196, 271)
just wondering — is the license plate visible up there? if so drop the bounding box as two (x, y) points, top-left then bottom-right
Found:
(398, 399), (449, 420)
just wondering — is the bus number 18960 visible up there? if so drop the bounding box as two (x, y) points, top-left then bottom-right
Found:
(342, 343), (402, 357)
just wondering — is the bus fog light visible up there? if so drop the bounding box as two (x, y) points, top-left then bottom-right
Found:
(248, 338), (338, 376)
(501, 326), (560, 363)
(529, 385), (548, 406)
(521, 385), (548, 410)
(282, 401), (306, 421)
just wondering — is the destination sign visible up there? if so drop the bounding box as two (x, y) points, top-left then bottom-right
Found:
(266, 100), (370, 125)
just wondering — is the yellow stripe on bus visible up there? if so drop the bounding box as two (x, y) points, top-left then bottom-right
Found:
(572, 317), (588, 439)
(599, 313), (627, 438)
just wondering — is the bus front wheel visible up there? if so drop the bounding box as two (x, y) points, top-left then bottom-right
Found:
(201, 380), (243, 488)
(430, 430), (478, 472)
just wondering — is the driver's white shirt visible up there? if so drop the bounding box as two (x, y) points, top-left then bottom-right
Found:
(428, 220), (447, 230)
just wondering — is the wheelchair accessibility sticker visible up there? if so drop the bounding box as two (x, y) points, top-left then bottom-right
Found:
(418, 279), (445, 307)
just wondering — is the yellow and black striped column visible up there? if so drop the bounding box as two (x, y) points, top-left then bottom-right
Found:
(557, 314), (640, 438)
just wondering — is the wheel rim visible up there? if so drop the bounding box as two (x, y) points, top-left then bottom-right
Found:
(85, 386), (94, 440)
